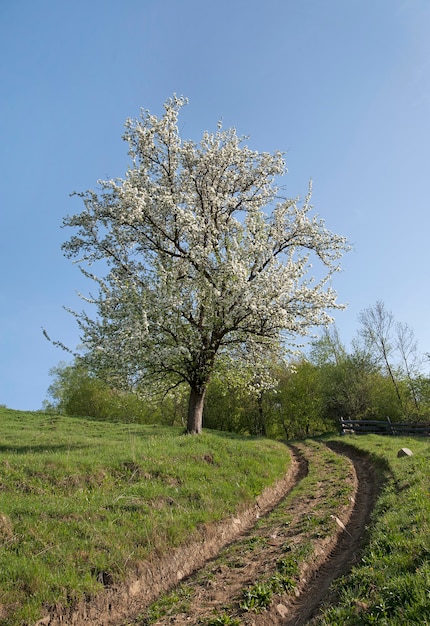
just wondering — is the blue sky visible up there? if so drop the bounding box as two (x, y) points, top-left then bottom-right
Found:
(1, 0), (429, 410)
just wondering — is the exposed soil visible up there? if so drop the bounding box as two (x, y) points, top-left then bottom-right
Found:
(36, 442), (381, 626)
(282, 443), (380, 626)
(257, 442), (381, 626)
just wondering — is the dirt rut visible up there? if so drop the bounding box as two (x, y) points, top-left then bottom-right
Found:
(37, 442), (380, 626)
(254, 443), (380, 626)
(37, 447), (302, 626)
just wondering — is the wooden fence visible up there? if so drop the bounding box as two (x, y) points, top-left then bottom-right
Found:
(339, 417), (430, 437)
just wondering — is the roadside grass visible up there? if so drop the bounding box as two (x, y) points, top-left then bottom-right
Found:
(316, 434), (430, 625)
(0, 408), (290, 626)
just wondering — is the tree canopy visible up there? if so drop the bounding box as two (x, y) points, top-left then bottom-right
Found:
(60, 96), (349, 433)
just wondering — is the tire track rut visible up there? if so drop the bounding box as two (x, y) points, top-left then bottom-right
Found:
(39, 442), (380, 625)
(257, 443), (381, 625)
(40, 445), (304, 626)
(132, 441), (380, 626)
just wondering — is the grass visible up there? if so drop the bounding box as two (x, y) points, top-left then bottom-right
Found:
(0, 408), (290, 625)
(1, 408), (429, 625)
(316, 434), (430, 625)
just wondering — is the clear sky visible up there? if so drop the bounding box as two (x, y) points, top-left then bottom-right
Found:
(1, 0), (429, 410)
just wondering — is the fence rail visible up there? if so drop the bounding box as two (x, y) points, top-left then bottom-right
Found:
(339, 417), (430, 437)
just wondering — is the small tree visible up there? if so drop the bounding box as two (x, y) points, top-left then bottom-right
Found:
(59, 96), (349, 434)
(45, 360), (187, 424)
(395, 321), (422, 415)
(45, 361), (119, 419)
(358, 301), (402, 405)
(275, 359), (326, 438)
(357, 301), (428, 419)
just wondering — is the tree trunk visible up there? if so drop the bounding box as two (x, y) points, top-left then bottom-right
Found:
(257, 391), (266, 437)
(187, 386), (206, 434)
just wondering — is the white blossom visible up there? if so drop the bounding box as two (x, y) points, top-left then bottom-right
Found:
(61, 96), (350, 433)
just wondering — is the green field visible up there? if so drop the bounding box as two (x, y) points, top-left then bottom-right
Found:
(0, 408), (429, 625)
(0, 408), (289, 625)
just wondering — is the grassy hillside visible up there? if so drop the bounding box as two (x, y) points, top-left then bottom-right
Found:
(316, 434), (430, 625)
(133, 435), (430, 625)
(0, 408), (290, 625)
(1, 408), (429, 625)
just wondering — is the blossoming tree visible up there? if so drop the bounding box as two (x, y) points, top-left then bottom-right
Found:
(61, 96), (349, 434)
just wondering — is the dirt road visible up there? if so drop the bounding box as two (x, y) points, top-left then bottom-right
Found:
(40, 441), (380, 626)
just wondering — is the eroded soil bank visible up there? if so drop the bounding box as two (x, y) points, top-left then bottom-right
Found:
(36, 441), (380, 626)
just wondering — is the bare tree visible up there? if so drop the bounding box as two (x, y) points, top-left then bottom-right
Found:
(395, 321), (421, 412)
(358, 301), (403, 409)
